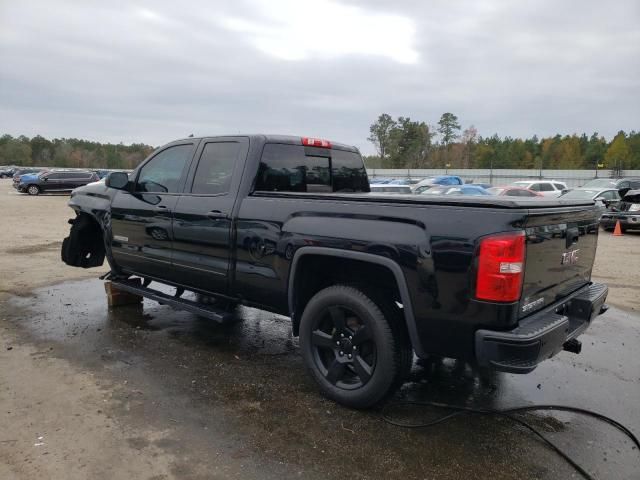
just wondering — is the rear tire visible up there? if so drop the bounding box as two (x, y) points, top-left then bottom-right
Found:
(299, 285), (408, 408)
(27, 185), (40, 195)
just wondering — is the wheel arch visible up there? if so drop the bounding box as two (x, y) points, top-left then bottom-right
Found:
(288, 247), (425, 356)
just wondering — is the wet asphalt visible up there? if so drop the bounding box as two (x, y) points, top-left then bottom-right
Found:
(3, 279), (640, 480)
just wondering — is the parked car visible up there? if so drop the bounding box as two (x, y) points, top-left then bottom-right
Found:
(61, 134), (607, 408)
(487, 186), (543, 197)
(600, 189), (640, 232)
(421, 185), (490, 196)
(369, 177), (394, 184)
(369, 184), (412, 194)
(580, 177), (640, 191)
(388, 178), (418, 185)
(18, 169), (99, 195)
(0, 167), (16, 178)
(12, 168), (46, 188)
(509, 180), (568, 197)
(467, 182), (493, 189)
(561, 187), (620, 205)
(93, 169), (111, 179)
(560, 188), (621, 218)
(412, 175), (464, 193)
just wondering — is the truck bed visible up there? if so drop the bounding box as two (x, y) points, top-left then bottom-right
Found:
(252, 191), (596, 209)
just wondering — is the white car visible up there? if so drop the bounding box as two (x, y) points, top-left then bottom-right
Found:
(509, 180), (568, 197)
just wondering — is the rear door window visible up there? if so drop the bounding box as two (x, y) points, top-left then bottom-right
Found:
(538, 183), (554, 192)
(191, 142), (241, 195)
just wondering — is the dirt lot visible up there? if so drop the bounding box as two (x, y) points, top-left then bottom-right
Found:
(1, 179), (639, 479)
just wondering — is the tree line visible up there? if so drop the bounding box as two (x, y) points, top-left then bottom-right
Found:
(366, 113), (640, 172)
(0, 134), (155, 170)
(3, 123), (640, 173)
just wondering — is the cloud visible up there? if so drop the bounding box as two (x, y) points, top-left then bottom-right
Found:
(0, 0), (638, 153)
(219, 0), (418, 64)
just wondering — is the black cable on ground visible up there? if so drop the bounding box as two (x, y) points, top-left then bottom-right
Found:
(381, 401), (640, 480)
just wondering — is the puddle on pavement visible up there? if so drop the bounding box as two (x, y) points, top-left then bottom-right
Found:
(3, 278), (639, 480)
(6, 279), (296, 358)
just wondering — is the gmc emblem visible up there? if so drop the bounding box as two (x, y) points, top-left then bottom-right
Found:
(561, 249), (580, 265)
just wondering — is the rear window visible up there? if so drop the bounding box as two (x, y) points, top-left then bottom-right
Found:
(254, 143), (369, 193)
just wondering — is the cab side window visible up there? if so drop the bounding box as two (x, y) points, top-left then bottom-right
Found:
(191, 142), (241, 195)
(255, 144), (331, 193)
(136, 145), (193, 193)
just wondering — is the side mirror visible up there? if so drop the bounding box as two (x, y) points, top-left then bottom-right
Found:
(106, 171), (130, 190)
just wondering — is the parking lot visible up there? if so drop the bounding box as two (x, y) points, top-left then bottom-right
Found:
(1, 179), (639, 480)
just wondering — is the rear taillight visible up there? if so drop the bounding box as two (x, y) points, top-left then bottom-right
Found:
(476, 232), (525, 302)
(302, 137), (332, 148)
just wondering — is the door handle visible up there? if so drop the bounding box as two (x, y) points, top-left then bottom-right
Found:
(154, 205), (171, 213)
(207, 210), (228, 219)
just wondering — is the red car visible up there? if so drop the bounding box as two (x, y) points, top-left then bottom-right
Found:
(487, 186), (543, 197)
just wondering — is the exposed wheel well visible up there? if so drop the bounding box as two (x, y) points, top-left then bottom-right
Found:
(61, 213), (106, 268)
(290, 254), (404, 336)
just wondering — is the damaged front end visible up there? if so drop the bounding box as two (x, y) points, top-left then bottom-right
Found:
(61, 214), (106, 268)
(61, 181), (118, 269)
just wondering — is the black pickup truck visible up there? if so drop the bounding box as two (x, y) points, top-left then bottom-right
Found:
(61, 135), (608, 408)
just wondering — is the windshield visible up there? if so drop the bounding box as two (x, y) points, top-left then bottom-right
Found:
(561, 189), (599, 199)
(581, 179), (616, 188)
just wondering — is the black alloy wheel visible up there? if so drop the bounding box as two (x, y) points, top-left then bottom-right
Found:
(310, 304), (377, 390)
(300, 285), (408, 408)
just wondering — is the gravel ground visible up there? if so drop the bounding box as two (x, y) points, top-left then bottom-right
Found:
(1, 179), (639, 479)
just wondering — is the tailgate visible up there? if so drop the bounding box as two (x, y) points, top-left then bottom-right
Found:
(519, 205), (599, 318)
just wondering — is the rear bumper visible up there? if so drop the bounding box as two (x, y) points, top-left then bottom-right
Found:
(475, 283), (608, 373)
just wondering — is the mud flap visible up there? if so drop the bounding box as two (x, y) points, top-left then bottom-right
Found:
(61, 216), (106, 268)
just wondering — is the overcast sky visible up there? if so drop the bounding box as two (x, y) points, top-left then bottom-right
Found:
(1, 0), (638, 153)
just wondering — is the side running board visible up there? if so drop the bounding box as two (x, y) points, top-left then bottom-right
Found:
(110, 279), (235, 324)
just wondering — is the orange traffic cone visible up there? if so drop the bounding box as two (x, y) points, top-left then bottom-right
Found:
(613, 220), (624, 236)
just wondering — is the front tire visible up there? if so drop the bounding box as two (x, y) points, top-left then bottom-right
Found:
(299, 285), (408, 408)
(27, 184), (40, 195)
